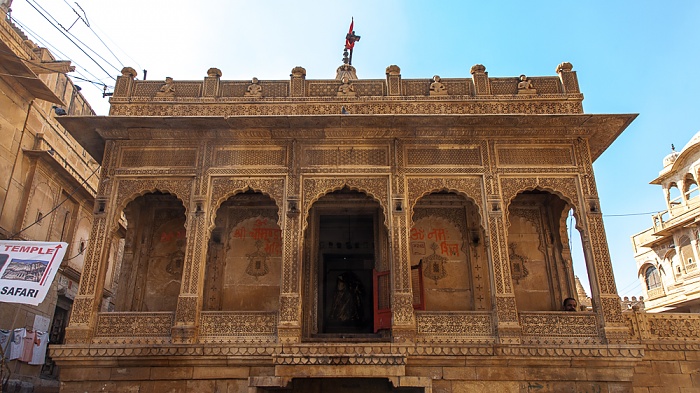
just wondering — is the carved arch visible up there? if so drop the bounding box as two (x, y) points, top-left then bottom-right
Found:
(112, 178), (192, 234)
(208, 177), (285, 234)
(301, 177), (389, 232)
(501, 177), (581, 229)
(637, 260), (664, 278)
(406, 176), (484, 229)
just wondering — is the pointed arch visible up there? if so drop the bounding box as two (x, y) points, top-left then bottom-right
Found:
(500, 177), (581, 230)
(208, 177), (285, 233)
(301, 177), (389, 233)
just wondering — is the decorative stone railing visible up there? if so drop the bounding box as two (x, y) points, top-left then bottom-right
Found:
(415, 312), (494, 343)
(519, 311), (600, 344)
(646, 286), (665, 300)
(93, 311), (173, 344)
(199, 311), (277, 343)
(626, 311), (700, 341)
(108, 63), (584, 116)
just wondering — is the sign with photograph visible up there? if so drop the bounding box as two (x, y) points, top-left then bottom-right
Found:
(0, 241), (68, 306)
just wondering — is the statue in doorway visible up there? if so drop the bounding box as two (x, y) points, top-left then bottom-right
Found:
(330, 271), (364, 322)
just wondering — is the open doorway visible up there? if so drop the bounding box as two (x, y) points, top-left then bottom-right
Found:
(302, 189), (389, 339)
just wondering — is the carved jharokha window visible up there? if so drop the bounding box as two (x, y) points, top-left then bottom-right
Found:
(645, 266), (661, 290)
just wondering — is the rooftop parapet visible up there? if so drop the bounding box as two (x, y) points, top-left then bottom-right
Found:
(109, 62), (584, 116)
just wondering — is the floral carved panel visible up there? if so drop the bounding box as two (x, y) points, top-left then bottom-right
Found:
(519, 312), (599, 337)
(200, 311), (277, 343)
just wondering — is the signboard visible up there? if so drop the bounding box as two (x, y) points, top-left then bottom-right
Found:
(0, 241), (68, 306)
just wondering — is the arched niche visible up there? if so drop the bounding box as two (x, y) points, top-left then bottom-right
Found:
(203, 190), (281, 311)
(507, 189), (582, 311)
(111, 191), (186, 312)
(409, 191), (490, 311)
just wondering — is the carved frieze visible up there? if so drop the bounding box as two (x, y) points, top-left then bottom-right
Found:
(496, 146), (574, 167)
(416, 312), (493, 336)
(200, 311), (277, 339)
(519, 312), (599, 337)
(109, 100), (584, 117)
(94, 312), (173, 338)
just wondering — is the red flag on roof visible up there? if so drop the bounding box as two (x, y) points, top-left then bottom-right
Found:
(345, 18), (356, 50)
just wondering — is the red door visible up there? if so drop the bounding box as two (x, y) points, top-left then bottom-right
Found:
(373, 269), (391, 332)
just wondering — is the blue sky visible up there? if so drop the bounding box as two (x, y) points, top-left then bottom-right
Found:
(8, 0), (700, 298)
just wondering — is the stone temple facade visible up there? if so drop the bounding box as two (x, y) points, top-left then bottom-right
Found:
(52, 62), (700, 392)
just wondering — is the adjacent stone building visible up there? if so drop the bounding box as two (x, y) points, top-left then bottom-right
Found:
(0, 4), (122, 390)
(52, 59), (700, 392)
(631, 133), (700, 313)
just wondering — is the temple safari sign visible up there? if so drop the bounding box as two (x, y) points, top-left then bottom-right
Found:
(0, 241), (68, 306)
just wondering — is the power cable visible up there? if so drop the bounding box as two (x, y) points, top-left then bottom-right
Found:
(22, 0), (117, 81)
(9, 164), (101, 239)
(24, 0), (121, 74)
(61, 0), (127, 70)
(603, 211), (660, 217)
(10, 16), (111, 90)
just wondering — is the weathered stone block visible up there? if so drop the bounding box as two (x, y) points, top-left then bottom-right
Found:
(149, 366), (194, 380)
(443, 366), (477, 380)
(110, 366), (151, 381)
(452, 380), (519, 393)
(192, 366), (250, 379)
(476, 366), (525, 380)
(585, 367), (634, 382)
(60, 366), (112, 381)
(651, 360), (681, 374)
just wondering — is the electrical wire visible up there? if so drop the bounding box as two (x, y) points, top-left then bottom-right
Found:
(10, 16), (112, 91)
(61, 0), (127, 70)
(24, 0), (122, 74)
(603, 211), (660, 217)
(9, 164), (101, 239)
(22, 0), (117, 81)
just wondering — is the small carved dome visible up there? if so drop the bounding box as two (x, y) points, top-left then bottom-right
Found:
(470, 64), (486, 74)
(556, 62), (574, 73)
(291, 66), (306, 78)
(663, 148), (680, 168)
(207, 68), (222, 78)
(385, 65), (400, 75)
(121, 67), (137, 78)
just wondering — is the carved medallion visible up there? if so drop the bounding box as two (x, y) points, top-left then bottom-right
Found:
(245, 240), (270, 279)
(422, 242), (447, 284)
(508, 243), (529, 284)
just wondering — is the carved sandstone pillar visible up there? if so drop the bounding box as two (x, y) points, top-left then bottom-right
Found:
(582, 208), (627, 342)
(470, 64), (491, 96)
(574, 139), (628, 342)
(391, 200), (416, 342)
(278, 195), (302, 343)
(203, 68), (222, 97)
(556, 62), (580, 94)
(279, 142), (302, 342)
(290, 66), (306, 97)
(386, 65), (402, 96)
(173, 196), (208, 344)
(113, 67), (137, 99)
(487, 195), (521, 344)
(64, 142), (118, 343)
